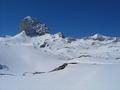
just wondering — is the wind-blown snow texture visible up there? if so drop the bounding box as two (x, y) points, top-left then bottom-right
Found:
(0, 16), (120, 90)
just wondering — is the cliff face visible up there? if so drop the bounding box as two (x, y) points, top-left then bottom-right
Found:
(20, 16), (49, 36)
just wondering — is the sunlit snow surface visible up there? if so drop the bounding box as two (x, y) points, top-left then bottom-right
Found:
(0, 32), (120, 90)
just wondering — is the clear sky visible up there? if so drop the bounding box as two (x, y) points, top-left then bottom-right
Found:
(0, 0), (120, 37)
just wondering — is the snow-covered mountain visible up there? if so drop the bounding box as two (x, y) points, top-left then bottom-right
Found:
(0, 16), (120, 90)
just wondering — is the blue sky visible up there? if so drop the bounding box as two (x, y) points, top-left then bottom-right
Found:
(0, 0), (120, 37)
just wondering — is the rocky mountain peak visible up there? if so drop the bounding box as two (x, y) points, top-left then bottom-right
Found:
(20, 16), (49, 36)
(90, 34), (113, 41)
(24, 16), (32, 20)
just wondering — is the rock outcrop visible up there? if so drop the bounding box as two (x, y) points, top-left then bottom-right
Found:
(20, 16), (49, 36)
(0, 64), (9, 70)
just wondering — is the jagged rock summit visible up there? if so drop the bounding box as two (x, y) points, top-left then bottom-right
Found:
(20, 16), (49, 36)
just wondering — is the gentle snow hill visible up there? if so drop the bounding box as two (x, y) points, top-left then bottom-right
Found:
(0, 31), (120, 90)
(0, 16), (120, 90)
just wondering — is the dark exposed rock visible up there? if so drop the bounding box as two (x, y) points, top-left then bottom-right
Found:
(0, 64), (9, 70)
(23, 71), (45, 76)
(49, 62), (78, 72)
(115, 58), (120, 60)
(68, 62), (78, 64)
(78, 55), (91, 58)
(32, 72), (45, 75)
(20, 16), (49, 36)
(50, 63), (68, 72)
(0, 73), (15, 76)
(40, 42), (48, 48)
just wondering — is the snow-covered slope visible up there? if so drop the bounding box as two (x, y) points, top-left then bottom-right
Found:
(0, 16), (120, 90)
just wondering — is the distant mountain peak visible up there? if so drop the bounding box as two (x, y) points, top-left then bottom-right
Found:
(20, 16), (49, 37)
(24, 16), (32, 20)
(92, 33), (106, 39)
(90, 34), (113, 41)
